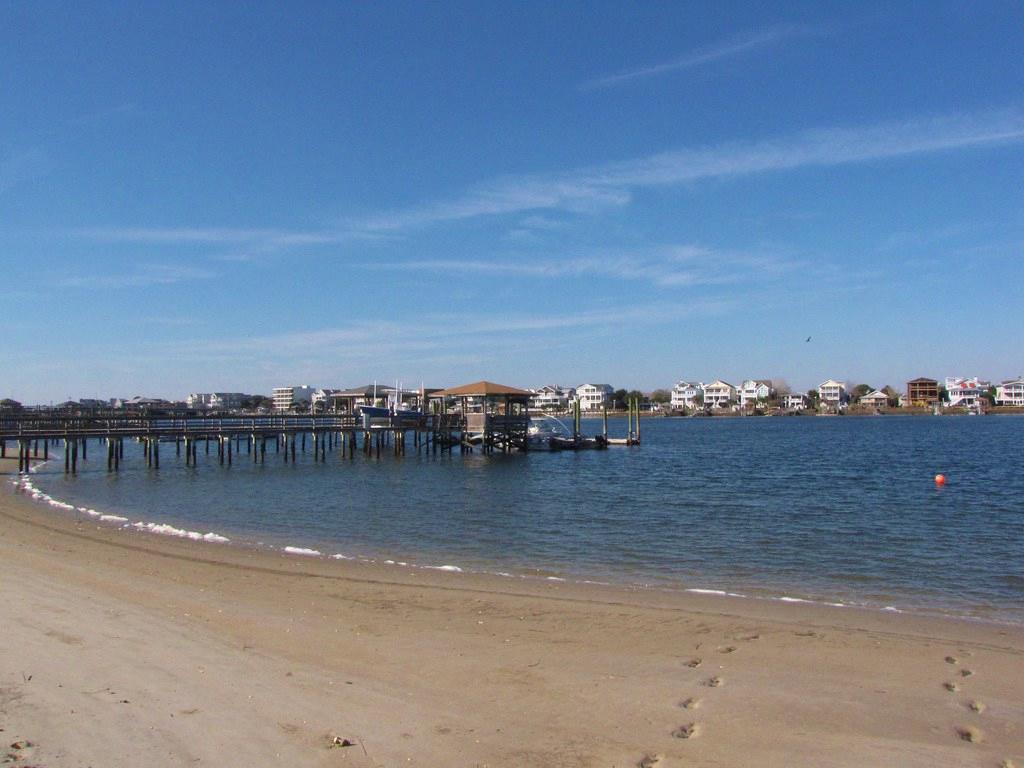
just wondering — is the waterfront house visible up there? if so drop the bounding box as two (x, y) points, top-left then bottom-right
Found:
(531, 385), (575, 412)
(738, 379), (774, 408)
(670, 380), (703, 410)
(944, 377), (990, 408)
(817, 380), (849, 410)
(575, 384), (614, 412)
(272, 385), (315, 411)
(186, 392), (249, 410)
(782, 393), (807, 411)
(905, 377), (939, 407)
(995, 378), (1024, 406)
(702, 380), (737, 410)
(859, 389), (890, 408)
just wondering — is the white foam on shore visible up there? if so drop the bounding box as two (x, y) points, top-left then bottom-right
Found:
(778, 596), (812, 604)
(424, 564), (463, 572)
(13, 476), (230, 544)
(686, 588), (746, 598)
(132, 521), (230, 543)
(330, 553), (351, 560)
(284, 546), (321, 557)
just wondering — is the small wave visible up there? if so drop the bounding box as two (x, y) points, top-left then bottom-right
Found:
(424, 564), (463, 572)
(284, 546), (321, 556)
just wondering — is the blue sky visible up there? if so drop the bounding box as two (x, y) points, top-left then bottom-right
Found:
(2, 1), (1023, 403)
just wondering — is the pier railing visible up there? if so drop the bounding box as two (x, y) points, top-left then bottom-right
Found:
(0, 411), (461, 440)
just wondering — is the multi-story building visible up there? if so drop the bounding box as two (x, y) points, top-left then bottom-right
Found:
(670, 380), (703, 410)
(905, 377), (939, 407)
(272, 385), (315, 411)
(995, 378), (1024, 406)
(817, 380), (849, 410)
(782, 393), (807, 410)
(187, 392), (248, 410)
(210, 393), (247, 410)
(859, 389), (890, 408)
(702, 380), (737, 409)
(532, 385), (575, 412)
(311, 388), (341, 411)
(575, 384), (614, 411)
(737, 379), (774, 408)
(945, 377), (990, 408)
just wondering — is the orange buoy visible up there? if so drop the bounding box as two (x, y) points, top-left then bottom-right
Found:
(934, 474), (946, 486)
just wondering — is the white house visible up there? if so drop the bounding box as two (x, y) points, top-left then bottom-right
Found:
(782, 393), (807, 410)
(273, 385), (315, 411)
(670, 380), (703, 410)
(945, 377), (990, 408)
(532, 385), (575, 411)
(737, 379), (774, 408)
(702, 380), (737, 409)
(995, 378), (1024, 406)
(817, 380), (848, 409)
(859, 389), (890, 408)
(186, 393), (213, 409)
(575, 384), (614, 411)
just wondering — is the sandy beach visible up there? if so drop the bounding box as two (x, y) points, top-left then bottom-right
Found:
(1, 457), (1021, 767)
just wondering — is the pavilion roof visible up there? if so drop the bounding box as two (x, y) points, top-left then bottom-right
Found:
(431, 380), (533, 398)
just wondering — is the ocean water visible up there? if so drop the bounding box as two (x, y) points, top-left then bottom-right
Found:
(14, 415), (1024, 623)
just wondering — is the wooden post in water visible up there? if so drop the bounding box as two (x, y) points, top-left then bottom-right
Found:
(71, 437), (78, 474)
(81, 438), (87, 461)
(64, 439), (70, 474)
(107, 438), (114, 472)
(153, 436), (159, 469)
(227, 437), (233, 466)
(43, 439), (48, 460)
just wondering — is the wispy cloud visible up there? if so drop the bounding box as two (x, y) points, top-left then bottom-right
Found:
(58, 264), (215, 288)
(581, 24), (815, 91)
(353, 110), (1024, 232)
(372, 244), (797, 288)
(75, 227), (349, 246)
(162, 299), (732, 368)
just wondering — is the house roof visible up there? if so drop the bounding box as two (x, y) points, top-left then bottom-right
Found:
(861, 390), (888, 399)
(819, 379), (845, 388)
(907, 377), (938, 385)
(431, 381), (534, 398)
(704, 379), (735, 389)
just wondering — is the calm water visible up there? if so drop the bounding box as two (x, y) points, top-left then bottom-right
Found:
(17, 415), (1024, 623)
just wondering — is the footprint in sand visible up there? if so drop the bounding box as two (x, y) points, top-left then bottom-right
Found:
(943, 681), (959, 692)
(959, 669), (973, 678)
(954, 725), (983, 743)
(703, 676), (723, 688)
(638, 754), (663, 768)
(718, 645), (737, 654)
(1000, 759), (1016, 768)
(683, 658), (703, 668)
(680, 697), (702, 710)
(945, 655), (959, 665)
(966, 700), (986, 714)
(673, 722), (701, 740)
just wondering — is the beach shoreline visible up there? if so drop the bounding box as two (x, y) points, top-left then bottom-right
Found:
(1, 456), (1022, 767)
(12, 451), (1022, 628)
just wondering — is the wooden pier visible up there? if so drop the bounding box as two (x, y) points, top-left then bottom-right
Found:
(0, 410), (475, 474)
(1, 382), (641, 475)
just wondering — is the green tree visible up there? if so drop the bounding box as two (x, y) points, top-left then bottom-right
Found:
(612, 389), (628, 409)
(649, 389), (671, 404)
(852, 384), (872, 399)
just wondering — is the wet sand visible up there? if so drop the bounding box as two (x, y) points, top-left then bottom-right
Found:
(1, 455), (1022, 767)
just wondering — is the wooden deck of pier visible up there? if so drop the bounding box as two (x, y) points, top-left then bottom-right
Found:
(0, 410), (473, 474)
